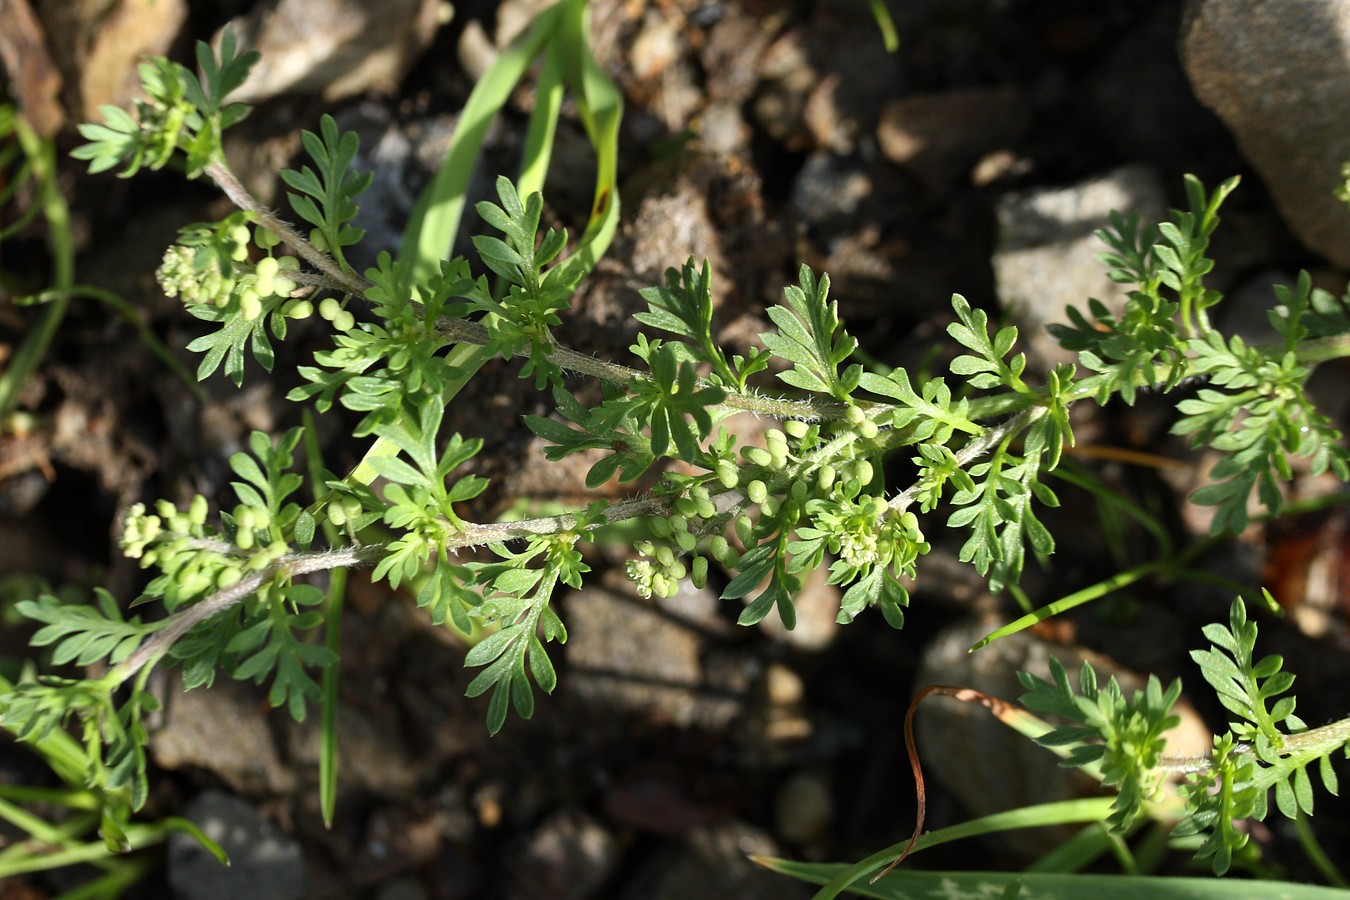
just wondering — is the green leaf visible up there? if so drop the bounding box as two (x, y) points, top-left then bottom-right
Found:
(760, 265), (859, 401)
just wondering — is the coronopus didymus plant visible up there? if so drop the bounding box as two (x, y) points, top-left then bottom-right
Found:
(4, 1), (1350, 895)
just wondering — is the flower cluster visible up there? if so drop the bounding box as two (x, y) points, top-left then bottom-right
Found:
(120, 498), (247, 609)
(157, 218), (305, 321)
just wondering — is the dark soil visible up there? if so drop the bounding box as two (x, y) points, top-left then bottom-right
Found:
(3, 2), (1349, 898)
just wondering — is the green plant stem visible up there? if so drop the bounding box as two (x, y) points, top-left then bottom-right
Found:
(107, 492), (677, 686)
(21, 286), (208, 404)
(1293, 333), (1350, 366)
(886, 408), (1039, 515)
(1293, 809), (1350, 889)
(433, 315), (843, 419)
(0, 113), (73, 422)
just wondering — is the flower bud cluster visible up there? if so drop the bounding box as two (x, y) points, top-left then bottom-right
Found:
(626, 540), (687, 599)
(156, 216), (306, 322)
(121, 498), (259, 606)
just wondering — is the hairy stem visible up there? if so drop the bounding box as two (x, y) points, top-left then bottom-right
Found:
(434, 316), (847, 420)
(205, 159), (371, 294)
(109, 494), (679, 685)
(886, 408), (1040, 515)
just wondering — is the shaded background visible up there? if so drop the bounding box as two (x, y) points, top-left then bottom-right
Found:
(3, 0), (1350, 897)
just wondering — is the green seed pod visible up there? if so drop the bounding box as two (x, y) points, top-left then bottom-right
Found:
(656, 544), (676, 568)
(746, 479), (768, 505)
(156, 499), (176, 519)
(735, 515), (753, 545)
(333, 311), (356, 332)
(669, 560), (687, 580)
(760, 495), (779, 517)
(328, 503), (348, 527)
(255, 255), (279, 285)
(675, 497), (698, 518)
(676, 530), (697, 552)
(709, 535), (730, 561)
(789, 480), (808, 504)
(859, 419), (879, 440)
(236, 528), (255, 551)
(854, 459), (874, 485)
(766, 429), (787, 453)
(341, 496), (363, 518)
(669, 514), (689, 534)
(817, 464), (836, 490)
(254, 225), (281, 249)
(743, 446), (772, 467)
(784, 419), (809, 439)
(695, 496), (717, 520)
(284, 299), (314, 319)
(229, 224), (251, 246)
(240, 292), (263, 321)
(845, 405), (866, 426)
(635, 540), (655, 557)
(716, 459), (739, 489)
(309, 229), (328, 251)
(319, 297), (342, 321)
(722, 547), (741, 569)
(649, 516), (672, 539)
(189, 494), (208, 527)
(692, 555), (708, 588)
(217, 567), (242, 589)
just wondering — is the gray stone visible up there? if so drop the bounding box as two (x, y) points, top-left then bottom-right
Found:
(219, 0), (441, 103)
(621, 821), (812, 900)
(913, 616), (1211, 858)
(507, 808), (621, 900)
(284, 703), (423, 798)
(565, 583), (745, 729)
(1182, 0), (1350, 267)
(992, 165), (1165, 368)
(152, 675), (295, 795)
(36, 0), (187, 122)
(877, 87), (1029, 194)
(167, 790), (304, 900)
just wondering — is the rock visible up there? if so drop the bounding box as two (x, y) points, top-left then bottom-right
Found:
(620, 821), (812, 900)
(877, 88), (1029, 194)
(773, 770), (833, 845)
(913, 616), (1211, 858)
(791, 152), (875, 237)
(0, 0), (65, 136)
(1181, 0), (1350, 268)
(565, 582), (745, 729)
(219, 0), (442, 103)
(506, 807), (622, 900)
(992, 165), (1165, 368)
(284, 703), (423, 798)
(152, 675), (296, 795)
(37, 0), (186, 122)
(167, 790), (304, 900)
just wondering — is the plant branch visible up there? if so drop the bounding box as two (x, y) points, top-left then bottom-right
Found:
(886, 408), (1039, 515)
(433, 316), (846, 420)
(108, 493), (680, 686)
(205, 159), (371, 294)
